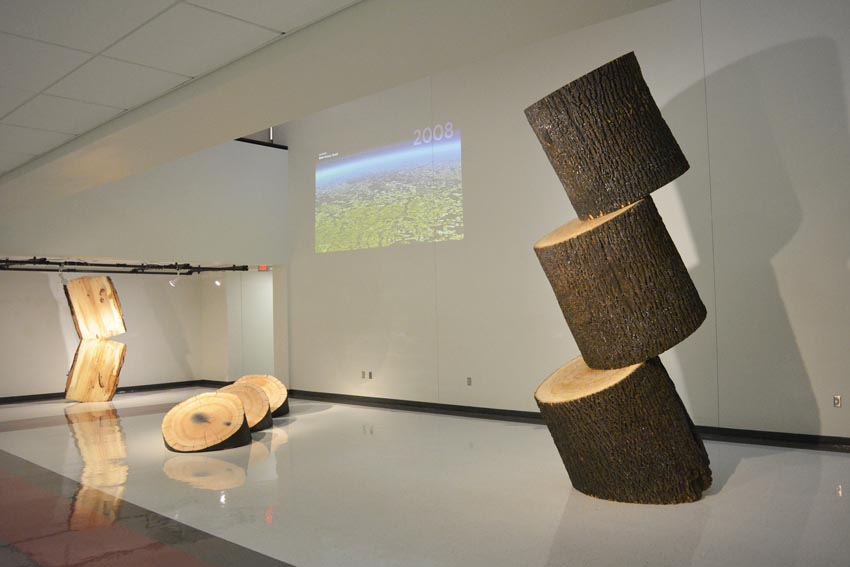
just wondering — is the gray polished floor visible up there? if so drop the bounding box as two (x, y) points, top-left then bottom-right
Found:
(0, 388), (848, 567)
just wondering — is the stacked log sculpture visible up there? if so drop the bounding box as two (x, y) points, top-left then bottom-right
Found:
(525, 51), (712, 504)
(161, 374), (288, 452)
(64, 276), (127, 402)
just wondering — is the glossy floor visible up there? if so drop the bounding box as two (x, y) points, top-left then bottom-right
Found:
(0, 388), (848, 567)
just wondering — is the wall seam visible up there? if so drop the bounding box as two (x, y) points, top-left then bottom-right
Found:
(698, 0), (722, 428)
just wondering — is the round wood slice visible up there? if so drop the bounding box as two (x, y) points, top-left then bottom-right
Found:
(236, 375), (289, 417)
(535, 356), (711, 504)
(534, 197), (706, 369)
(524, 52), (689, 219)
(163, 456), (247, 490)
(161, 392), (252, 453)
(219, 382), (272, 431)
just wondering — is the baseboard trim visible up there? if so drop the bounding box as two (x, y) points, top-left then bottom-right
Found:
(289, 389), (850, 453)
(2, 383), (847, 453)
(288, 389), (543, 423)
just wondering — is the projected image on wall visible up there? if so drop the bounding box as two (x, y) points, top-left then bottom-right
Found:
(315, 123), (463, 253)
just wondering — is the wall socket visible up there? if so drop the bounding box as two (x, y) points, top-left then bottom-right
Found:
(361, 371), (366, 380)
(834, 395), (842, 408)
(467, 376), (472, 386)
(368, 371), (373, 380)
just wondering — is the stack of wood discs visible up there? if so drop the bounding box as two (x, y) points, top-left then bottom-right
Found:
(161, 375), (289, 452)
(64, 276), (127, 402)
(525, 52), (712, 504)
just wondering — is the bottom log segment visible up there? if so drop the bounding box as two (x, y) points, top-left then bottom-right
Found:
(535, 356), (711, 504)
(65, 339), (126, 402)
(161, 392), (252, 453)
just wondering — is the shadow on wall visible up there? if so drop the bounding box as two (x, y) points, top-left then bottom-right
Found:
(665, 37), (850, 436)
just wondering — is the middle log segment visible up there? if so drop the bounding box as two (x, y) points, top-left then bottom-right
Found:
(534, 197), (705, 369)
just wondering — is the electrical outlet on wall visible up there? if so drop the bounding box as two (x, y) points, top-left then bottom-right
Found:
(834, 395), (842, 408)
(361, 371), (366, 379)
(467, 377), (472, 386)
(368, 371), (373, 380)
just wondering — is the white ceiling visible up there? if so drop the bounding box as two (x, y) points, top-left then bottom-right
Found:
(0, 0), (361, 176)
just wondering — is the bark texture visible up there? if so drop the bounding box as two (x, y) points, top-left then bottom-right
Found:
(162, 392), (252, 453)
(272, 397), (290, 418)
(534, 197), (705, 369)
(524, 52), (689, 219)
(535, 356), (711, 504)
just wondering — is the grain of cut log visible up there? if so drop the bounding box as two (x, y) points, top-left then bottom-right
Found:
(163, 455), (247, 490)
(65, 339), (126, 402)
(535, 356), (711, 504)
(524, 52), (689, 219)
(219, 382), (272, 431)
(237, 374), (289, 417)
(162, 392), (252, 452)
(534, 197), (705, 369)
(64, 276), (126, 339)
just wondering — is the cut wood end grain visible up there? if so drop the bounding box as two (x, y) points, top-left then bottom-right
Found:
(162, 391), (252, 453)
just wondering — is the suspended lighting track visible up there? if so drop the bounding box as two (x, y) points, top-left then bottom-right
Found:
(0, 258), (250, 276)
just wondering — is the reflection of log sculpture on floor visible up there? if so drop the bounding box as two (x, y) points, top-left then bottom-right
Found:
(64, 276), (127, 402)
(65, 403), (128, 529)
(237, 374), (289, 417)
(162, 392), (252, 452)
(525, 52), (712, 504)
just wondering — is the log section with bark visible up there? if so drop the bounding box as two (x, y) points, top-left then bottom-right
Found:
(534, 197), (705, 369)
(535, 356), (711, 504)
(524, 51), (689, 219)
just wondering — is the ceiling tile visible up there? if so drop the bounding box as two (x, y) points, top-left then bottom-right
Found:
(104, 3), (280, 77)
(187, 0), (361, 33)
(0, 32), (90, 91)
(0, 148), (35, 174)
(0, 0), (176, 53)
(2, 94), (123, 135)
(0, 124), (74, 155)
(46, 56), (190, 110)
(0, 85), (37, 117)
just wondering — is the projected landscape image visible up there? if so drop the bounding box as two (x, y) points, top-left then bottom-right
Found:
(315, 129), (463, 253)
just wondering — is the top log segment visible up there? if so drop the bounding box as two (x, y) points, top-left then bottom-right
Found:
(524, 52), (689, 219)
(64, 276), (126, 339)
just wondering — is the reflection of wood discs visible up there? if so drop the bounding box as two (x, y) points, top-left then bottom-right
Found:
(535, 356), (711, 504)
(163, 456), (246, 490)
(236, 375), (289, 417)
(161, 392), (252, 452)
(65, 404), (128, 487)
(219, 383), (272, 431)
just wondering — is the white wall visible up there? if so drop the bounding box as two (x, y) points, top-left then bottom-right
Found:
(0, 271), (204, 397)
(0, 141), (285, 395)
(0, 141), (288, 265)
(282, 0), (850, 436)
